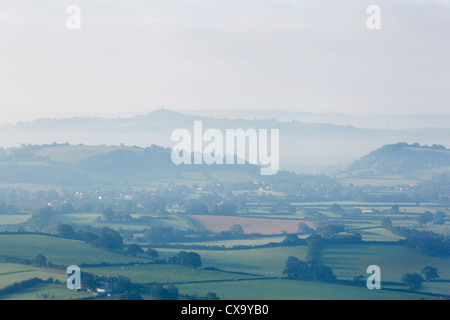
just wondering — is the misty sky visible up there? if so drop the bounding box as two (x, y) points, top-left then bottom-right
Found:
(0, 0), (449, 121)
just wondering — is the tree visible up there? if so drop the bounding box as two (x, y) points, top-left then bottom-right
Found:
(390, 204), (400, 214)
(205, 292), (220, 300)
(305, 234), (323, 264)
(184, 200), (209, 215)
(282, 256), (336, 283)
(101, 207), (117, 221)
(212, 202), (238, 215)
(420, 266), (440, 281)
(115, 276), (134, 293)
(33, 254), (47, 267)
(94, 227), (123, 250)
(180, 251), (202, 269)
(402, 273), (424, 290)
(352, 275), (365, 287)
(150, 284), (179, 300)
(57, 224), (77, 239)
(81, 273), (98, 290)
(118, 291), (143, 300)
(281, 234), (303, 246)
(381, 217), (393, 230)
(229, 224), (245, 236)
(58, 203), (76, 214)
(169, 251), (202, 269)
(418, 212), (434, 225)
(144, 225), (181, 244)
(283, 256), (310, 280)
(146, 248), (159, 258)
(329, 204), (342, 214)
(297, 222), (314, 234)
(126, 244), (144, 257)
(433, 211), (446, 225)
(317, 224), (345, 238)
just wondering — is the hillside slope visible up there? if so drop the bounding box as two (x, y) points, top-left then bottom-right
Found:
(1, 110), (449, 173)
(0, 144), (259, 187)
(346, 143), (450, 178)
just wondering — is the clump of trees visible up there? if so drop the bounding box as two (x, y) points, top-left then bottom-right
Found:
(421, 266), (440, 281)
(402, 273), (424, 290)
(219, 224), (245, 239)
(149, 284), (179, 300)
(297, 222), (314, 234)
(90, 227), (123, 250)
(305, 234), (323, 264)
(283, 256), (336, 283)
(98, 207), (132, 223)
(125, 244), (144, 257)
(56, 224), (124, 250)
(184, 199), (238, 216)
(168, 251), (202, 269)
(281, 234), (304, 246)
(381, 218), (450, 257)
(0, 278), (55, 297)
(143, 225), (186, 244)
(401, 266), (440, 290)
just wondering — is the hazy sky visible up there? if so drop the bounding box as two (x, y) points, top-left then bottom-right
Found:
(1, 0), (449, 121)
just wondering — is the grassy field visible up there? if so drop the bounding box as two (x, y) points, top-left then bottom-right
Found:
(157, 246), (309, 277)
(0, 234), (148, 266)
(0, 214), (30, 225)
(49, 212), (193, 232)
(0, 263), (66, 289)
(0, 283), (94, 300)
(322, 243), (450, 282)
(173, 236), (288, 248)
(84, 263), (263, 284)
(357, 227), (405, 242)
(176, 278), (437, 300)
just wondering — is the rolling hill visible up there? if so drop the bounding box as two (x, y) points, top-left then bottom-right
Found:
(1, 109), (449, 173)
(344, 143), (450, 180)
(0, 143), (259, 187)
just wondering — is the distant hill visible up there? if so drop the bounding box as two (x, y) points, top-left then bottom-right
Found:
(346, 143), (450, 177)
(0, 144), (259, 187)
(182, 109), (450, 130)
(1, 109), (449, 173)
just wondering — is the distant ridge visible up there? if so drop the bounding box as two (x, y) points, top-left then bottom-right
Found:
(1, 109), (449, 173)
(347, 143), (450, 175)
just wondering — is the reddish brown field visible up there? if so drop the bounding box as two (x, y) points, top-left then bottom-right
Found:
(188, 215), (316, 235)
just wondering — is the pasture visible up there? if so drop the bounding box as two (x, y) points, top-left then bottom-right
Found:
(156, 246), (309, 277)
(0, 234), (148, 266)
(84, 263), (263, 284)
(322, 243), (450, 282)
(0, 263), (66, 290)
(0, 283), (93, 300)
(176, 278), (436, 300)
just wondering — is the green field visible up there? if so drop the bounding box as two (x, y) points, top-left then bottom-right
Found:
(0, 263), (66, 289)
(176, 278), (437, 300)
(0, 234), (148, 266)
(84, 263), (262, 284)
(49, 212), (193, 232)
(322, 243), (450, 282)
(0, 214), (30, 225)
(1, 283), (94, 300)
(173, 236), (288, 248)
(157, 246), (309, 277)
